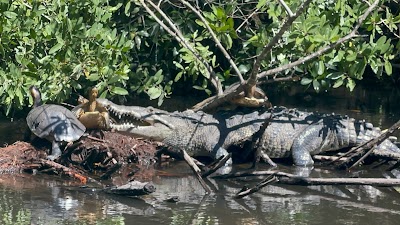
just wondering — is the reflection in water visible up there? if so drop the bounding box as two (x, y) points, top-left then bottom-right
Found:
(1, 163), (400, 224)
(1, 85), (400, 224)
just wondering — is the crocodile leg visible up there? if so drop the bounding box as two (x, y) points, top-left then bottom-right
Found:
(291, 125), (327, 166)
(213, 147), (233, 174)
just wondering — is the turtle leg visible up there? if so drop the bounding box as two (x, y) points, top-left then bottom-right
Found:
(47, 140), (62, 161)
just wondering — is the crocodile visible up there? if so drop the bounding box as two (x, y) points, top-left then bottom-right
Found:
(96, 98), (400, 166)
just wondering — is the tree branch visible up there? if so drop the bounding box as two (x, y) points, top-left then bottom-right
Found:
(277, 0), (294, 17)
(139, 0), (223, 94)
(179, 0), (245, 85)
(247, 0), (313, 90)
(257, 0), (380, 80)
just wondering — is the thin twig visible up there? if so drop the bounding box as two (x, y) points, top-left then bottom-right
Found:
(235, 8), (259, 33)
(348, 145), (377, 170)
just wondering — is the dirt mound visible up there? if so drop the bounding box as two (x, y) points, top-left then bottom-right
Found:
(0, 141), (46, 174)
(0, 132), (160, 182)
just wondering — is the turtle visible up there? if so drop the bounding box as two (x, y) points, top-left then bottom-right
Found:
(72, 87), (110, 130)
(26, 86), (86, 160)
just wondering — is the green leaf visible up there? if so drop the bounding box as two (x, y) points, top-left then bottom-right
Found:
(301, 77), (313, 85)
(111, 87), (129, 95)
(174, 61), (184, 70)
(174, 71), (183, 82)
(317, 61), (325, 75)
(193, 85), (205, 90)
(313, 80), (321, 92)
(256, 0), (268, 9)
(87, 74), (100, 81)
(147, 86), (162, 99)
(99, 90), (108, 98)
(333, 78), (344, 88)
(326, 72), (343, 80)
(375, 36), (387, 47)
(346, 78), (356, 91)
(346, 51), (357, 61)
(238, 65), (249, 74)
(4, 11), (17, 19)
(49, 42), (64, 54)
(384, 60), (392, 75)
(107, 76), (120, 84)
(125, 1), (131, 16)
(153, 69), (164, 85)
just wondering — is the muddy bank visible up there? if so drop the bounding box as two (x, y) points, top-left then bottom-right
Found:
(0, 131), (160, 184)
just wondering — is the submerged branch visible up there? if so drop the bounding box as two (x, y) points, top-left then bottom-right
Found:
(201, 153), (232, 178)
(181, 149), (211, 194)
(235, 175), (278, 199)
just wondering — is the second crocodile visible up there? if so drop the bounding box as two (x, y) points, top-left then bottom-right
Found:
(96, 98), (400, 166)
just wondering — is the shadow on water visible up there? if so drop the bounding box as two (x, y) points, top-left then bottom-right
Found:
(1, 85), (400, 224)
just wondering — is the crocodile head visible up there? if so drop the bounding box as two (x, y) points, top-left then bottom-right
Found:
(96, 98), (175, 141)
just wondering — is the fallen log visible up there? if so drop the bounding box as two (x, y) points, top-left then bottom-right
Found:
(103, 180), (156, 196)
(332, 119), (400, 169)
(278, 177), (400, 186)
(39, 159), (89, 184)
(214, 170), (400, 187)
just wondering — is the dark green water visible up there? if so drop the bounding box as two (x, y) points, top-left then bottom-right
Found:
(1, 85), (400, 224)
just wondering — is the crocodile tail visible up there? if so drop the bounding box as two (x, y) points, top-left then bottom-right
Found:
(373, 139), (400, 154)
(354, 121), (382, 145)
(355, 120), (400, 155)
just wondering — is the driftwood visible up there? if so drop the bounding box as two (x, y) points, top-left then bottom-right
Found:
(332, 119), (400, 169)
(103, 180), (156, 196)
(235, 175), (278, 199)
(39, 159), (89, 184)
(214, 170), (400, 187)
(201, 153), (232, 178)
(100, 162), (122, 180)
(181, 149), (211, 193)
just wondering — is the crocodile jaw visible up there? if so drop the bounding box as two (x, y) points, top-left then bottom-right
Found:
(110, 122), (173, 141)
(96, 98), (174, 141)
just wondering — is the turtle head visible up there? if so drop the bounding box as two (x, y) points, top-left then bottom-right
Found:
(29, 86), (43, 107)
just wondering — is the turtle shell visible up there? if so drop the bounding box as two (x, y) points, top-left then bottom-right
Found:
(27, 104), (86, 142)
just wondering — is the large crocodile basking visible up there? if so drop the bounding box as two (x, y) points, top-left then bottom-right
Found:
(94, 98), (400, 166)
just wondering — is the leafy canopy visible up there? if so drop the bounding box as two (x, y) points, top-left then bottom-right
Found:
(0, 0), (399, 115)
